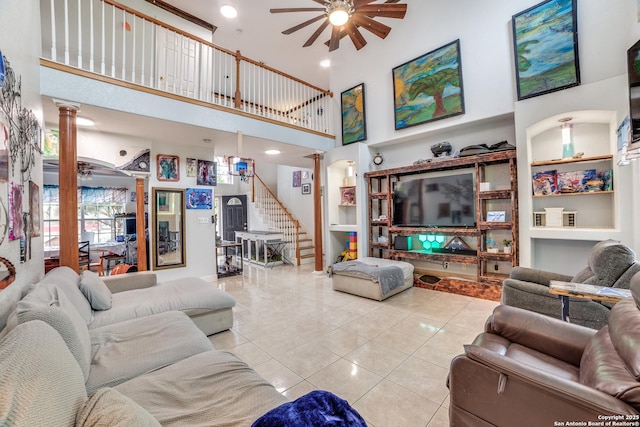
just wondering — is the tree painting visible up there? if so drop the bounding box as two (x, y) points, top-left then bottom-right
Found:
(392, 40), (464, 130)
(512, 0), (579, 100)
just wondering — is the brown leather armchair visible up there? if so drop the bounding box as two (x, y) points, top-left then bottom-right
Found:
(448, 273), (640, 426)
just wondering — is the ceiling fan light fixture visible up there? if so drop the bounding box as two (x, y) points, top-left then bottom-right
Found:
(327, 0), (353, 26)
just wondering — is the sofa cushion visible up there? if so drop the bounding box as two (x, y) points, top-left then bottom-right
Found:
(16, 287), (92, 381)
(89, 277), (235, 329)
(33, 267), (93, 323)
(579, 326), (640, 411)
(76, 388), (159, 427)
(79, 270), (112, 310)
(572, 240), (636, 287)
(0, 320), (87, 426)
(86, 311), (213, 394)
(115, 350), (287, 426)
(608, 298), (640, 379)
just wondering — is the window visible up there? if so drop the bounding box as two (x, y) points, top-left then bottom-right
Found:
(214, 156), (232, 184)
(43, 186), (127, 246)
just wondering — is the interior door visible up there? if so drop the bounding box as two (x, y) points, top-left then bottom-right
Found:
(222, 195), (247, 242)
(156, 27), (200, 97)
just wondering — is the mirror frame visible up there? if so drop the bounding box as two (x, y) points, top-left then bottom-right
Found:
(152, 187), (186, 270)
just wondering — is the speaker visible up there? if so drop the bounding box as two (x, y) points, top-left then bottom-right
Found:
(394, 235), (412, 251)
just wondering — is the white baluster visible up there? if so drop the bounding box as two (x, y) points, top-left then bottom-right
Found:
(64, 0), (69, 64)
(77, 0), (82, 67)
(50, 0), (57, 61)
(89, 0), (94, 72)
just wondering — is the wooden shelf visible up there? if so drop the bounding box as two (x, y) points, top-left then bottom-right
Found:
(388, 227), (479, 236)
(479, 190), (512, 200)
(478, 221), (513, 230)
(391, 250), (478, 264)
(530, 154), (612, 167)
(532, 190), (613, 198)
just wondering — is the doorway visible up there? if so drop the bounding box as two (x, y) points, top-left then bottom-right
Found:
(221, 195), (247, 242)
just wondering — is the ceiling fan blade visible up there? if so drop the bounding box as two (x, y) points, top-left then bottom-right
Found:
(354, 0), (378, 7)
(344, 21), (367, 50)
(311, 0), (329, 5)
(303, 19), (331, 47)
(358, 4), (407, 19)
(328, 25), (341, 52)
(351, 13), (391, 39)
(270, 8), (325, 13)
(282, 15), (327, 35)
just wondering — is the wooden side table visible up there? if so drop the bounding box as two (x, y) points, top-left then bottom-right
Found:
(549, 280), (631, 322)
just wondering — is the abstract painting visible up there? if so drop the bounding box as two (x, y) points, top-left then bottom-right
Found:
(293, 170), (301, 188)
(8, 182), (22, 241)
(341, 83), (366, 145)
(392, 39), (465, 130)
(197, 160), (216, 186)
(512, 0), (580, 100)
(186, 188), (212, 209)
(186, 158), (197, 177)
(157, 154), (179, 181)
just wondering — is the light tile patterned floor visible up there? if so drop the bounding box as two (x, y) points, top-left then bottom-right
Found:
(208, 263), (498, 427)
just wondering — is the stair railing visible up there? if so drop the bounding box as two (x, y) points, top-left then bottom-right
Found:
(253, 174), (301, 265)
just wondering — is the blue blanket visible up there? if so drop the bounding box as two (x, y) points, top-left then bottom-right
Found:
(252, 390), (367, 427)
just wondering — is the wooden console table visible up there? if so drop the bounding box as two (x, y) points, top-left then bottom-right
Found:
(549, 280), (631, 322)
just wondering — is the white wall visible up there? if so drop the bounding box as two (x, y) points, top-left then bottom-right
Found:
(276, 165), (315, 236)
(0, 0), (44, 285)
(325, 0), (640, 273)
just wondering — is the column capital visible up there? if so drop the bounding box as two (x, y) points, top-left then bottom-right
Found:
(52, 98), (80, 111)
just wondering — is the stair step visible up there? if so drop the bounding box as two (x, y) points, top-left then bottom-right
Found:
(299, 245), (314, 251)
(300, 253), (315, 259)
(299, 238), (312, 243)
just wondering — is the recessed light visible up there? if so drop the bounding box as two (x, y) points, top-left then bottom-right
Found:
(76, 117), (94, 126)
(220, 5), (237, 18)
(265, 149), (280, 155)
(320, 59), (331, 68)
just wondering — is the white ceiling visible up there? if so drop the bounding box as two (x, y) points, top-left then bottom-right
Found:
(41, 1), (405, 170)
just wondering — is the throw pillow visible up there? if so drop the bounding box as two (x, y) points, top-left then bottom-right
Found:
(0, 320), (87, 426)
(80, 270), (112, 310)
(76, 388), (160, 427)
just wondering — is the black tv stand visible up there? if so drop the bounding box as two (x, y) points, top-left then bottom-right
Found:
(431, 247), (477, 256)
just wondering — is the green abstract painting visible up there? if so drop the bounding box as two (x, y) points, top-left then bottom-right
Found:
(341, 83), (366, 145)
(512, 0), (580, 100)
(392, 40), (465, 130)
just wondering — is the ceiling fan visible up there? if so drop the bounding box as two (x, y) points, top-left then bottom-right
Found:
(270, 0), (407, 52)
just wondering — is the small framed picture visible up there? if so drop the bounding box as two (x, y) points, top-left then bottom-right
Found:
(487, 211), (506, 222)
(301, 183), (311, 195)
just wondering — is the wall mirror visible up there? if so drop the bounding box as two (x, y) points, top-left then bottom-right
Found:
(152, 187), (186, 270)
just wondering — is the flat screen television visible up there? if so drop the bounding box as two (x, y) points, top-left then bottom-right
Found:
(628, 39), (640, 144)
(392, 171), (476, 228)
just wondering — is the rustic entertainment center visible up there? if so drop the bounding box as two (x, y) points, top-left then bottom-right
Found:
(365, 150), (518, 290)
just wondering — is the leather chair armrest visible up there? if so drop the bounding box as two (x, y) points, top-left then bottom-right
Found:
(488, 305), (596, 366)
(101, 271), (157, 293)
(462, 344), (637, 416)
(509, 266), (573, 287)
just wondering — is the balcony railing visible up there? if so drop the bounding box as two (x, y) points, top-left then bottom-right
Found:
(40, 0), (334, 136)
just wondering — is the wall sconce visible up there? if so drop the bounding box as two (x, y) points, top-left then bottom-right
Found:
(560, 117), (574, 159)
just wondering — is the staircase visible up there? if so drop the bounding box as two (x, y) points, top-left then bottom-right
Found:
(253, 175), (314, 265)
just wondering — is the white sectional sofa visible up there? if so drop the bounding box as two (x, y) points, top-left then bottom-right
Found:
(0, 267), (288, 426)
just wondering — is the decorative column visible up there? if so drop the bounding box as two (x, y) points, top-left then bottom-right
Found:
(135, 176), (147, 271)
(313, 152), (323, 272)
(55, 100), (80, 272)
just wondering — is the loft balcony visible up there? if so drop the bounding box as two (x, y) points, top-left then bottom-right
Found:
(39, 0), (335, 138)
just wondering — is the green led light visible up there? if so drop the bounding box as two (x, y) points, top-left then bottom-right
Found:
(422, 241), (432, 250)
(426, 235), (435, 242)
(418, 234), (427, 242)
(435, 235), (446, 244)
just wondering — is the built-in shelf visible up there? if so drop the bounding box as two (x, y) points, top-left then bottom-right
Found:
(532, 190), (613, 198)
(338, 204), (356, 207)
(329, 224), (358, 232)
(530, 154), (612, 167)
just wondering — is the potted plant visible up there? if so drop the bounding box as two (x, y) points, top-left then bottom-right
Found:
(503, 239), (512, 254)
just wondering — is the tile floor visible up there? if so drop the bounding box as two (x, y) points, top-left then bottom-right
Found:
(207, 263), (498, 427)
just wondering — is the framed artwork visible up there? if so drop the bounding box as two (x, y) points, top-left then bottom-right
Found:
(197, 160), (217, 186)
(186, 188), (212, 209)
(43, 129), (59, 158)
(186, 158), (197, 177)
(301, 183), (311, 195)
(293, 170), (301, 187)
(392, 39), (465, 130)
(340, 187), (355, 205)
(341, 83), (367, 145)
(130, 191), (136, 202)
(29, 181), (40, 237)
(157, 154), (179, 181)
(0, 121), (8, 182)
(8, 182), (23, 241)
(512, 0), (580, 100)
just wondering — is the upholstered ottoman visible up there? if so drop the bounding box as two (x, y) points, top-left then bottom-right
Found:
(330, 257), (414, 301)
